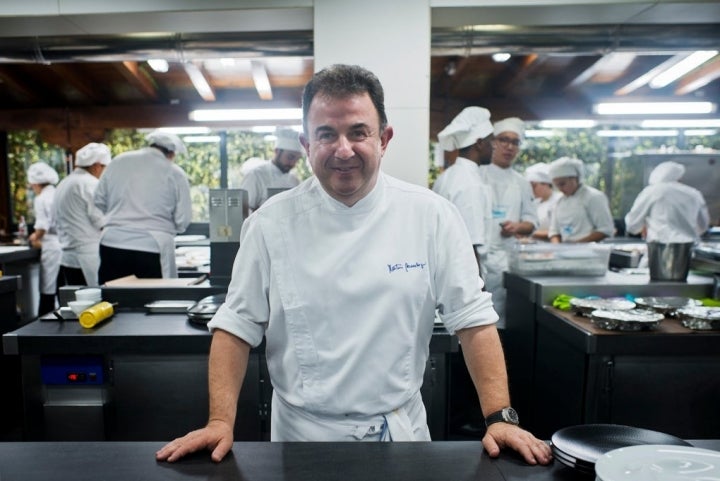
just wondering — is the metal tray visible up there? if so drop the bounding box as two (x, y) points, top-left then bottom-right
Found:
(570, 297), (636, 317)
(675, 306), (720, 330)
(145, 300), (197, 313)
(633, 296), (702, 315)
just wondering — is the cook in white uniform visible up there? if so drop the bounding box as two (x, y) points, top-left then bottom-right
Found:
(478, 118), (538, 326)
(624, 161), (709, 243)
(27, 162), (61, 315)
(524, 163), (562, 241)
(433, 106), (494, 273)
(54, 142), (111, 287)
(157, 64), (551, 467)
(94, 130), (192, 283)
(548, 156), (614, 243)
(239, 128), (303, 211)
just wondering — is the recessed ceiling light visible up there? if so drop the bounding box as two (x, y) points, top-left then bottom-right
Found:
(492, 53), (511, 63)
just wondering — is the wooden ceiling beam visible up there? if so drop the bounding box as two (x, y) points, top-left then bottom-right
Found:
(117, 61), (159, 100)
(51, 64), (107, 103)
(0, 66), (41, 103)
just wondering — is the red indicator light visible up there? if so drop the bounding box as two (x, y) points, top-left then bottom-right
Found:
(67, 373), (79, 382)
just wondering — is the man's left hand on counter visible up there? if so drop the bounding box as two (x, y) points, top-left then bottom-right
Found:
(483, 423), (553, 466)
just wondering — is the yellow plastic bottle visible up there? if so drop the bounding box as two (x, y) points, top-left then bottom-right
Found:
(79, 301), (115, 328)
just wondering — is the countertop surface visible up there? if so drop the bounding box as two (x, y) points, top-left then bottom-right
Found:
(0, 440), (718, 481)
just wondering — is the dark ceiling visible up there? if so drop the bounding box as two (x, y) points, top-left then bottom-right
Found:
(0, 23), (719, 151)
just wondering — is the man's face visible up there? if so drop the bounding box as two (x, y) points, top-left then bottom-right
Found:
(273, 149), (302, 174)
(553, 176), (579, 196)
(300, 92), (393, 207)
(491, 131), (521, 169)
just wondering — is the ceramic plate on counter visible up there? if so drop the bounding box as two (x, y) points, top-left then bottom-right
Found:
(595, 445), (720, 481)
(590, 309), (665, 331)
(570, 297), (636, 317)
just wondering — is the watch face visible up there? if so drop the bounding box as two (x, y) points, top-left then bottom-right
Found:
(503, 407), (519, 424)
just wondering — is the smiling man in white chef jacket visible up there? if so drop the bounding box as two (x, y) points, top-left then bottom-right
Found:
(156, 64), (551, 466)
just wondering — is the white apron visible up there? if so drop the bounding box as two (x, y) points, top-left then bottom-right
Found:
(148, 230), (177, 278)
(75, 246), (101, 287)
(40, 234), (62, 295)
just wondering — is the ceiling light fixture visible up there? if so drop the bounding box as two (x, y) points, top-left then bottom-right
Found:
(649, 50), (718, 89)
(251, 60), (273, 100)
(642, 119), (720, 128)
(684, 129), (717, 136)
(492, 53), (511, 63)
(189, 108), (303, 122)
(524, 129), (557, 138)
(155, 127), (211, 135)
(147, 59), (169, 73)
(538, 119), (597, 129)
(184, 62), (216, 102)
(596, 129), (679, 137)
(183, 135), (221, 143)
(594, 101), (715, 115)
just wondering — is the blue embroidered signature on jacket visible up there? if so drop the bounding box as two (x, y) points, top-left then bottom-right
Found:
(387, 262), (427, 273)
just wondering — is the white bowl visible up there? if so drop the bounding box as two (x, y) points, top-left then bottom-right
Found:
(68, 300), (96, 315)
(75, 288), (102, 302)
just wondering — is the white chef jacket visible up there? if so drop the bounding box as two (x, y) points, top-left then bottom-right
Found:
(549, 184), (615, 242)
(477, 164), (538, 324)
(208, 173), (498, 440)
(624, 181), (709, 243)
(33, 185), (61, 295)
(239, 161), (300, 210)
(54, 169), (106, 286)
(535, 190), (563, 232)
(432, 157), (492, 249)
(94, 147), (192, 277)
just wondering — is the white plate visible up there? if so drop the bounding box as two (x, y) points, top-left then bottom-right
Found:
(595, 445), (720, 481)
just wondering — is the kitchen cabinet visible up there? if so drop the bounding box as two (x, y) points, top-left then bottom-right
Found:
(3, 286), (458, 441)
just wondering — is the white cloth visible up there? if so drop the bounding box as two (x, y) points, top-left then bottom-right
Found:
(549, 184), (615, 242)
(437, 107), (493, 151)
(239, 161), (300, 210)
(33, 185), (61, 294)
(94, 146), (192, 277)
(54, 169), (106, 286)
(432, 157), (492, 249)
(145, 130), (186, 155)
(477, 164), (538, 325)
(624, 181), (709, 243)
(208, 173), (498, 438)
(536, 191), (563, 232)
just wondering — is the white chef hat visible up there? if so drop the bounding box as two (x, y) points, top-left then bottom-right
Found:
(145, 130), (187, 155)
(524, 163), (552, 184)
(549, 156), (584, 179)
(27, 162), (59, 185)
(75, 142), (112, 167)
(437, 107), (493, 151)
(275, 128), (303, 153)
(648, 161), (685, 185)
(493, 117), (525, 141)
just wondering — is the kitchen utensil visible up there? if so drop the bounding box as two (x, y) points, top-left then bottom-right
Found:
(187, 294), (226, 325)
(675, 306), (720, 330)
(570, 297), (636, 317)
(633, 296), (702, 315)
(595, 445), (720, 481)
(590, 309), (665, 331)
(647, 242), (693, 282)
(550, 424), (691, 470)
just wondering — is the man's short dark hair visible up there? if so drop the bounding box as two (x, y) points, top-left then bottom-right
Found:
(301, 64), (388, 135)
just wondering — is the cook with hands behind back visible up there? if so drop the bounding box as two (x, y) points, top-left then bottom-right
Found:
(54, 142), (111, 287)
(433, 106), (494, 276)
(27, 162), (62, 315)
(624, 161), (709, 243)
(94, 130), (192, 284)
(548, 156), (614, 243)
(156, 64), (551, 466)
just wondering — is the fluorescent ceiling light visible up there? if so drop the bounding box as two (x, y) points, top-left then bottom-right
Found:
(492, 53), (511, 63)
(595, 101), (715, 115)
(597, 129), (679, 137)
(183, 135), (221, 143)
(538, 119), (597, 128)
(251, 125), (303, 133)
(184, 62), (216, 102)
(147, 59), (169, 73)
(156, 127), (211, 135)
(684, 129), (717, 136)
(649, 50), (718, 89)
(251, 60), (273, 100)
(189, 108), (303, 122)
(524, 129), (557, 138)
(641, 118), (720, 128)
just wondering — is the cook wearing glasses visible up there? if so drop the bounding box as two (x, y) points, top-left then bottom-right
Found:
(478, 118), (538, 327)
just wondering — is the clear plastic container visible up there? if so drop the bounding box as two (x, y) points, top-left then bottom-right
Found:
(508, 242), (611, 276)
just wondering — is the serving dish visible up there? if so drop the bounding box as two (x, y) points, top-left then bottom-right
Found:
(590, 309), (664, 331)
(675, 306), (720, 330)
(595, 445), (720, 481)
(570, 297), (636, 317)
(633, 296), (702, 315)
